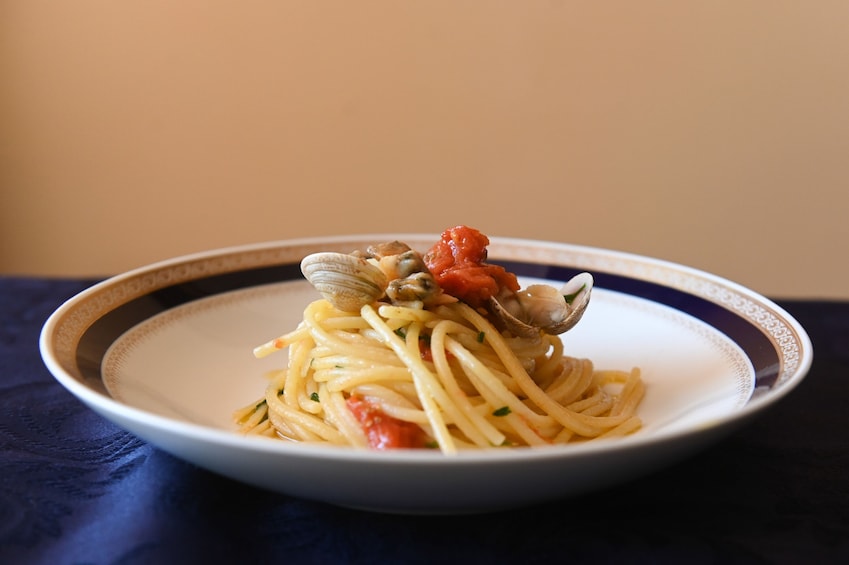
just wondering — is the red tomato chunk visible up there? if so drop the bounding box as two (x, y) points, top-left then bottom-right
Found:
(346, 395), (426, 450)
(423, 225), (519, 309)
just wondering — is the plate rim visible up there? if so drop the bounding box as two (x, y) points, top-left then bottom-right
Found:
(39, 233), (814, 465)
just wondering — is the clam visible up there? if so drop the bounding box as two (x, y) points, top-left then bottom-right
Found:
(386, 271), (441, 304)
(488, 272), (594, 338)
(300, 252), (389, 312)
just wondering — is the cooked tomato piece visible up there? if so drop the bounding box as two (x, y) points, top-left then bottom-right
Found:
(346, 395), (425, 450)
(423, 225), (519, 308)
(419, 337), (434, 362)
(418, 336), (454, 363)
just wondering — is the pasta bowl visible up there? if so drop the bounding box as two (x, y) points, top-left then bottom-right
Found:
(39, 234), (813, 514)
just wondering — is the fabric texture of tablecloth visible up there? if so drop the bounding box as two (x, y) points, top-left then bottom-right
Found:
(1, 276), (847, 564)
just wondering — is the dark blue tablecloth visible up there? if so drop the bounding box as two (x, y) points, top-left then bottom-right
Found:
(2, 276), (847, 564)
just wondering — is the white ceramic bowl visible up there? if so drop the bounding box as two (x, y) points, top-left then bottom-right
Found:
(40, 234), (813, 514)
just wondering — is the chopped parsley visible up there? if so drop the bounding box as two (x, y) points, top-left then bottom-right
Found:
(310, 392), (320, 402)
(477, 331), (486, 343)
(563, 284), (587, 305)
(492, 406), (511, 417)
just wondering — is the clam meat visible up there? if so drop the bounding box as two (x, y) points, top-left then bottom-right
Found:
(488, 272), (594, 338)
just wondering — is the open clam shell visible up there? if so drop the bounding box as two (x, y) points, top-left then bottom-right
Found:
(489, 272), (594, 338)
(300, 252), (389, 312)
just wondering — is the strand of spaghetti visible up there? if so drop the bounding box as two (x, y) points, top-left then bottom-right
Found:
(533, 334), (566, 383)
(597, 416), (642, 438)
(568, 388), (614, 415)
(315, 366), (413, 390)
(359, 304), (457, 454)
(243, 403), (268, 428)
(264, 385), (347, 443)
(502, 413), (552, 446)
(437, 324), (529, 396)
(283, 333), (319, 414)
(377, 304), (441, 324)
(233, 399), (263, 423)
(449, 334), (604, 437)
(365, 402), (431, 425)
(380, 381), (420, 405)
(233, 398), (268, 431)
(303, 304), (403, 367)
(352, 384), (431, 424)
(443, 336), (554, 434)
(298, 377), (322, 415)
(315, 330), (401, 363)
(246, 419), (275, 437)
(302, 300), (363, 344)
(545, 357), (595, 405)
(402, 319), (485, 447)
(311, 299), (360, 322)
(447, 332), (525, 392)
(265, 407), (317, 442)
(453, 302), (631, 437)
(482, 402), (553, 445)
(405, 321), (496, 447)
(595, 368), (632, 385)
(429, 319), (507, 447)
(264, 372), (314, 440)
(610, 368), (645, 417)
(319, 316), (373, 330)
(320, 382), (369, 447)
(323, 326), (397, 349)
(253, 324), (310, 358)
(309, 353), (403, 370)
(352, 383), (421, 408)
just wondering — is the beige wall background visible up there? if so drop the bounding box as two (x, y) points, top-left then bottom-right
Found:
(1, 1), (847, 298)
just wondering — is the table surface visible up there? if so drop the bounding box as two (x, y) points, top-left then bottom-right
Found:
(2, 276), (847, 564)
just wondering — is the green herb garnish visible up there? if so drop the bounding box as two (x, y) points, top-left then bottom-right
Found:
(492, 406), (511, 417)
(563, 283), (587, 305)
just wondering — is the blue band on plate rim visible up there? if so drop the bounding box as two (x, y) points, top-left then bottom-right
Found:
(73, 259), (780, 393)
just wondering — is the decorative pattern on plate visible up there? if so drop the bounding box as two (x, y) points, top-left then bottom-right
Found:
(49, 243), (329, 378)
(601, 290), (755, 409)
(101, 285), (285, 410)
(488, 240), (802, 387)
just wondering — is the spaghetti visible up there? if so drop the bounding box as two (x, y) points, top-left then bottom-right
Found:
(234, 226), (644, 453)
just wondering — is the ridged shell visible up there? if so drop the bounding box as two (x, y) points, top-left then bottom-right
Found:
(489, 272), (593, 337)
(300, 252), (389, 312)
